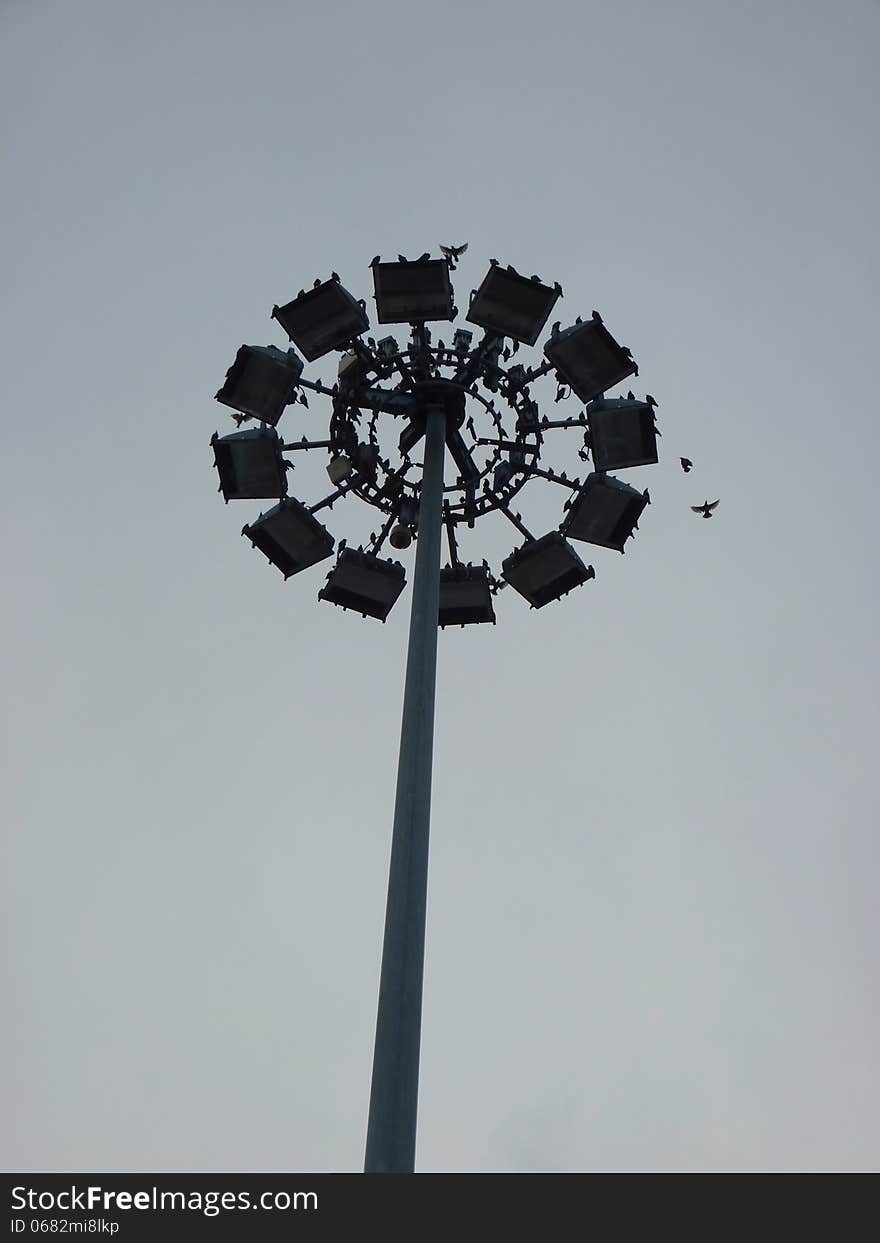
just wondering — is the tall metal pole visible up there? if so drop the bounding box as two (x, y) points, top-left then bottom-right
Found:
(364, 404), (446, 1173)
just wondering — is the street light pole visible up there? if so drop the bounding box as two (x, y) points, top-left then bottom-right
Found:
(364, 404), (446, 1174)
(211, 249), (661, 1174)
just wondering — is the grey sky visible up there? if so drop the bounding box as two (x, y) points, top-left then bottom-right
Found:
(2, 0), (877, 1172)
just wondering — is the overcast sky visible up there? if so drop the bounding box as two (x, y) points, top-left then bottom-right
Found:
(2, 0), (878, 1173)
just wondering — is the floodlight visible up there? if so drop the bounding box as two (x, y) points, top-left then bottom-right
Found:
(272, 278), (369, 361)
(502, 532), (595, 608)
(371, 257), (454, 323)
(338, 350), (370, 390)
(242, 498), (334, 579)
(467, 264), (560, 345)
(210, 427), (288, 501)
(319, 549), (406, 621)
(563, 472), (649, 552)
(377, 336), (400, 359)
(327, 456), (353, 485)
(587, 397), (659, 471)
(438, 565), (495, 628)
(215, 344), (303, 425)
(543, 315), (637, 403)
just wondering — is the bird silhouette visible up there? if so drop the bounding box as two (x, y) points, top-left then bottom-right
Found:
(331, 271), (340, 282)
(417, 252), (430, 262)
(439, 242), (468, 269)
(398, 254), (408, 263)
(680, 457), (693, 472)
(691, 500), (719, 518)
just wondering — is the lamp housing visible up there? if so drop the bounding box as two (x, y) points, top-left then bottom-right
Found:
(242, 498), (334, 579)
(272, 278), (369, 361)
(467, 263), (560, 345)
(215, 344), (303, 426)
(438, 564), (496, 628)
(318, 549), (406, 621)
(563, 472), (649, 551)
(371, 257), (454, 323)
(543, 317), (637, 403)
(211, 427), (288, 501)
(502, 532), (595, 609)
(587, 397), (659, 471)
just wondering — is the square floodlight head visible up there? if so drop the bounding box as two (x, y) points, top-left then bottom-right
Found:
(215, 345), (303, 425)
(211, 427), (288, 502)
(502, 532), (595, 608)
(587, 398), (659, 471)
(466, 264), (561, 345)
(563, 472), (649, 551)
(318, 549), (406, 621)
(377, 335), (400, 359)
(438, 564), (496, 628)
(371, 257), (454, 323)
(543, 317), (637, 403)
(272, 278), (369, 361)
(242, 498), (334, 579)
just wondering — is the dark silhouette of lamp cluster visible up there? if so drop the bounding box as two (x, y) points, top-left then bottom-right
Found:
(212, 252), (659, 626)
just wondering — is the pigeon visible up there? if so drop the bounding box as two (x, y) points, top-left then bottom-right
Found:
(439, 242), (468, 269)
(680, 457), (693, 472)
(691, 500), (719, 518)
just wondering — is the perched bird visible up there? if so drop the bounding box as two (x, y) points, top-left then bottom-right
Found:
(398, 254), (408, 263)
(331, 271), (340, 281)
(439, 241), (468, 268)
(370, 255), (380, 267)
(417, 252), (430, 262)
(680, 457), (693, 472)
(691, 500), (720, 518)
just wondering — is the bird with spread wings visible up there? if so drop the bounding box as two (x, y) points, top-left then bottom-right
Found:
(691, 500), (720, 518)
(439, 242), (468, 269)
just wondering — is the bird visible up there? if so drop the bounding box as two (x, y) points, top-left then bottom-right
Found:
(680, 457), (693, 472)
(417, 252), (430, 263)
(398, 254), (408, 263)
(331, 271), (340, 281)
(691, 500), (720, 518)
(439, 242), (468, 268)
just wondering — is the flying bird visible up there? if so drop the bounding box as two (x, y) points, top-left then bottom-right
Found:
(691, 499), (719, 518)
(680, 457), (693, 472)
(439, 242), (468, 268)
